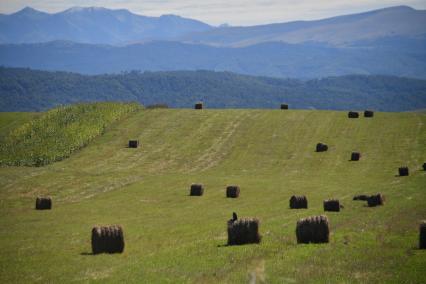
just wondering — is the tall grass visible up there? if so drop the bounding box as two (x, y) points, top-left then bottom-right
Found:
(0, 102), (140, 166)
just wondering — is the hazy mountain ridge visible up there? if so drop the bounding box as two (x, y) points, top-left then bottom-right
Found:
(0, 6), (213, 44)
(1, 39), (425, 79)
(1, 6), (425, 79)
(181, 6), (426, 47)
(1, 6), (425, 47)
(1, 67), (425, 112)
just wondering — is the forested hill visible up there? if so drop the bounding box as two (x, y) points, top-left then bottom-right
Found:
(1, 67), (425, 112)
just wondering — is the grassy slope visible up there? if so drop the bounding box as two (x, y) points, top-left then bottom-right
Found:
(0, 109), (425, 283)
(0, 112), (40, 142)
(0, 103), (140, 166)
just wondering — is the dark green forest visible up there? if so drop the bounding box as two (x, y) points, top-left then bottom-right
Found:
(1, 67), (425, 112)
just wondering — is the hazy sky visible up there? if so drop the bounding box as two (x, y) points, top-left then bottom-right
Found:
(1, 0), (425, 26)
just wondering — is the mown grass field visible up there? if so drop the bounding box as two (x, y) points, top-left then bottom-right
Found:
(0, 108), (425, 283)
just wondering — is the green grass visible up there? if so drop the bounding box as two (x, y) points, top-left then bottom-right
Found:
(0, 108), (425, 283)
(0, 103), (140, 166)
(0, 112), (41, 142)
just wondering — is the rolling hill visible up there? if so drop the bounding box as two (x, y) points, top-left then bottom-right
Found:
(1, 67), (426, 112)
(0, 105), (425, 282)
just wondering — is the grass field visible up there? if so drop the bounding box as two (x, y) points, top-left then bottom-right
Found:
(0, 108), (425, 283)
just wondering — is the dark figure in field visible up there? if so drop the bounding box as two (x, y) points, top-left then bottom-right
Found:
(35, 197), (52, 210)
(232, 212), (238, 222)
(316, 143), (328, 152)
(398, 167), (409, 176)
(348, 111), (359, 118)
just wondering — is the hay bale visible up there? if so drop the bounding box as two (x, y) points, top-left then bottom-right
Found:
(351, 152), (361, 161)
(289, 195), (308, 209)
(316, 143), (328, 152)
(227, 217), (261, 245)
(348, 111), (359, 118)
(194, 102), (203, 109)
(280, 104), (289, 110)
(367, 193), (385, 207)
(35, 197), (52, 210)
(364, 110), (374, 118)
(420, 221), (426, 249)
(91, 225), (125, 254)
(190, 184), (204, 196)
(323, 199), (340, 212)
(353, 194), (368, 201)
(226, 185), (240, 198)
(423, 163), (426, 171)
(296, 215), (329, 244)
(398, 166), (409, 176)
(128, 140), (139, 148)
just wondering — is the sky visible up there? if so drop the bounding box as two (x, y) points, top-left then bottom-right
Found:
(0, 0), (425, 26)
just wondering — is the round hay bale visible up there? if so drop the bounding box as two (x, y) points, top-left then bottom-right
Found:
(364, 110), (374, 117)
(280, 104), (289, 110)
(316, 143), (328, 152)
(398, 166), (409, 176)
(289, 195), (308, 209)
(351, 152), (361, 161)
(296, 215), (329, 244)
(35, 197), (52, 210)
(367, 193), (385, 207)
(190, 184), (204, 196)
(226, 185), (240, 198)
(128, 140), (139, 148)
(227, 217), (261, 245)
(420, 221), (426, 249)
(423, 163), (426, 171)
(91, 225), (124, 254)
(194, 102), (203, 110)
(353, 194), (368, 201)
(348, 111), (359, 118)
(323, 199), (341, 212)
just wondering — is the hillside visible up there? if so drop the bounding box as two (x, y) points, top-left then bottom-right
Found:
(0, 103), (140, 166)
(1, 67), (426, 112)
(183, 6), (426, 47)
(1, 39), (425, 79)
(0, 107), (425, 282)
(0, 7), (212, 44)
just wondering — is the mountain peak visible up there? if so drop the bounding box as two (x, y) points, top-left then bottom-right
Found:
(14, 6), (42, 15)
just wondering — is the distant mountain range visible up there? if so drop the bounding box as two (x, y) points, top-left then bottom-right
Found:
(1, 67), (425, 112)
(1, 6), (425, 47)
(182, 6), (426, 47)
(0, 6), (425, 79)
(0, 7), (212, 44)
